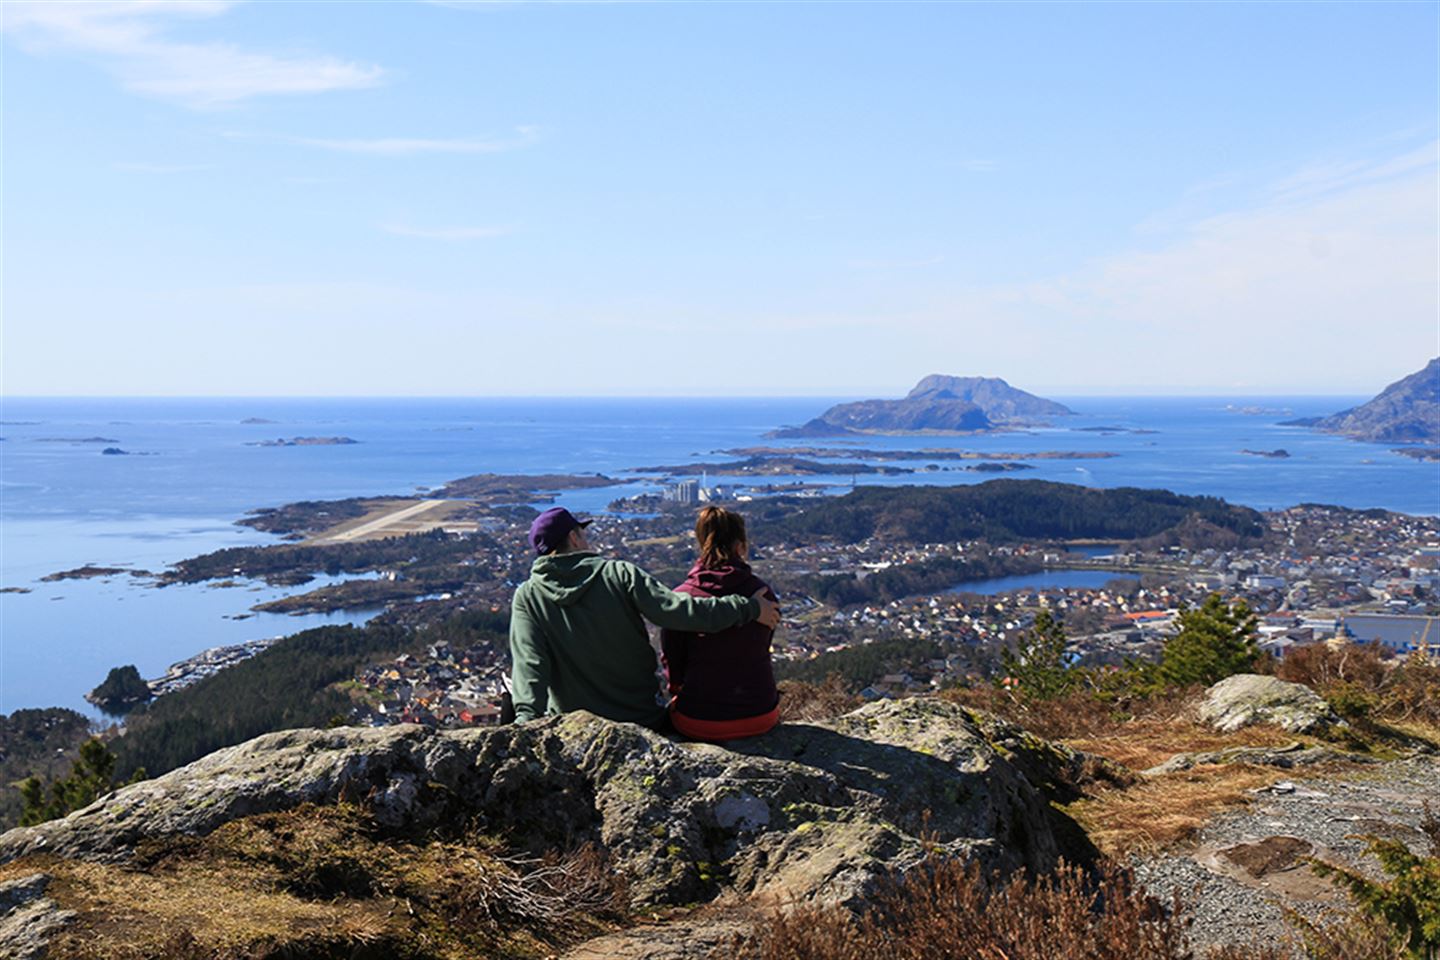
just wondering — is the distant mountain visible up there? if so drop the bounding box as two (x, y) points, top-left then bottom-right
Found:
(771, 375), (1073, 437)
(1284, 359), (1440, 444)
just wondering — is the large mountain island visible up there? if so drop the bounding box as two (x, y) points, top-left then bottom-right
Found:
(772, 375), (1074, 437)
(1284, 358), (1440, 444)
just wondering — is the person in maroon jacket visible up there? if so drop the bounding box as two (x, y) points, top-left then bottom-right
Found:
(660, 505), (780, 741)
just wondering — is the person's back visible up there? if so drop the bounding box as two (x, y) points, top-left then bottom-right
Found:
(509, 508), (779, 727)
(661, 507), (780, 741)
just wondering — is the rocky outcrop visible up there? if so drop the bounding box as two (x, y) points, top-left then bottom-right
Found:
(770, 375), (1072, 437)
(0, 699), (1082, 909)
(1143, 741), (1369, 775)
(1197, 675), (1342, 736)
(1283, 358), (1440, 444)
(0, 874), (75, 960)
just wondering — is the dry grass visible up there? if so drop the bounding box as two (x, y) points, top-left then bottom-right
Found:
(1063, 719), (1296, 772)
(724, 856), (1286, 960)
(1062, 765), (1285, 856)
(0, 803), (627, 960)
(942, 684), (1300, 771)
(776, 676), (863, 723)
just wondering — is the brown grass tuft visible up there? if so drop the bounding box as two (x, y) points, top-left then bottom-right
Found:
(1, 802), (627, 960)
(942, 684), (1298, 771)
(725, 856), (1285, 960)
(777, 676), (863, 723)
(1062, 765), (1283, 856)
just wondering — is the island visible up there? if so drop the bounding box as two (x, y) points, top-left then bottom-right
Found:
(86, 665), (154, 714)
(1393, 447), (1440, 462)
(769, 374), (1074, 437)
(965, 462), (1035, 472)
(246, 436), (359, 447)
(628, 456), (913, 477)
(240, 417), (279, 424)
(1282, 357), (1439, 444)
(1240, 449), (1290, 459)
(34, 436), (120, 444)
(39, 565), (136, 582)
(717, 446), (1116, 462)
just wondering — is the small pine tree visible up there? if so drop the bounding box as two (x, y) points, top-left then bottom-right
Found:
(18, 737), (145, 826)
(1301, 803), (1440, 959)
(999, 609), (1075, 700)
(1158, 593), (1259, 687)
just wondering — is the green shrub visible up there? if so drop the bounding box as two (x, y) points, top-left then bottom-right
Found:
(1300, 803), (1440, 960)
(19, 738), (144, 826)
(999, 609), (1076, 701)
(1158, 594), (1260, 687)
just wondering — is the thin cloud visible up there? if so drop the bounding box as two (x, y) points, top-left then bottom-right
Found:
(1268, 140), (1438, 203)
(1, 1), (384, 109)
(292, 126), (540, 156)
(891, 143), (1437, 392)
(382, 223), (511, 240)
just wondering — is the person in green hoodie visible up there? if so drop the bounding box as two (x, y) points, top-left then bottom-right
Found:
(509, 507), (781, 727)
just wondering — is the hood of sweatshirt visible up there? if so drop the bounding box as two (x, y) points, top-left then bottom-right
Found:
(680, 560), (765, 599)
(527, 552), (607, 607)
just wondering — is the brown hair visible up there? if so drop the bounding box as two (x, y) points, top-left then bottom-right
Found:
(695, 505), (747, 569)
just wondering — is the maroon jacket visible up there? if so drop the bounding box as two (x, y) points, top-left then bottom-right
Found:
(660, 560), (779, 722)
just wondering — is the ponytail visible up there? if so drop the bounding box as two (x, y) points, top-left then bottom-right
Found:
(695, 506), (747, 569)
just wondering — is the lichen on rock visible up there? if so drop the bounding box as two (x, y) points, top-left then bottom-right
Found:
(0, 698), (1096, 911)
(1197, 674), (1343, 736)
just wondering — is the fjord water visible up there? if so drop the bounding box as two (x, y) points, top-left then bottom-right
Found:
(2, 395), (1437, 715)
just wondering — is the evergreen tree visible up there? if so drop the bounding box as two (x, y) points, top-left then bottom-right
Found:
(999, 609), (1075, 700)
(1158, 593), (1259, 687)
(1301, 804), (1440, 959)
(18, 738), (144, 826)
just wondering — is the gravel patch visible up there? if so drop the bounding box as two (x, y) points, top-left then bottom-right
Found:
(1133, 757), (1440, 955)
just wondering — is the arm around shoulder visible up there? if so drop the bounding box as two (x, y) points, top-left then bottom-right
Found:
(618, 561), (758, 632)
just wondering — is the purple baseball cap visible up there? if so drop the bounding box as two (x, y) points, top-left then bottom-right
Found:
(528, 507), (593, 555)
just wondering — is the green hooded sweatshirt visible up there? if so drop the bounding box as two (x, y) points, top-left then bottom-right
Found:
(509, 551), (759, 726)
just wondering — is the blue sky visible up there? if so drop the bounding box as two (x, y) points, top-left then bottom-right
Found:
(2, 1), (1436, 397)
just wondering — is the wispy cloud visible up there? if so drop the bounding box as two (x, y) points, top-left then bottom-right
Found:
(1, 1), (384, 108)
(886, 141), (1438, 392)
(382, 223), (511, 240)
(1268, 141), (1438, 203)
(290, 126), (541, 157)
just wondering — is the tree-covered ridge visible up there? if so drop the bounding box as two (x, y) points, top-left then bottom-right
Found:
(112, 611), (510, 780)
(162, 528), (488, 585)
(759, 480), (1266, 545)
(0, 708), (93, 829)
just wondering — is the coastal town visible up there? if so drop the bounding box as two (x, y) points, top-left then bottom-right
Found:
(295, 491), (1440, 728)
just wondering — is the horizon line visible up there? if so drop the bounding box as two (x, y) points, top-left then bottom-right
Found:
(0, 391), (1374, 401)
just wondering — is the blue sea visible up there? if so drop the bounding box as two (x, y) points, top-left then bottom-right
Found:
(2, 395), (1437, 715)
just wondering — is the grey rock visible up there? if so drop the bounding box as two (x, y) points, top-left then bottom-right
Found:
(0, 698), (1076, 909)
(1198, 674), (1342, 735)
(1143, 741), (1370, 775)
(0, 873), (76, 960)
